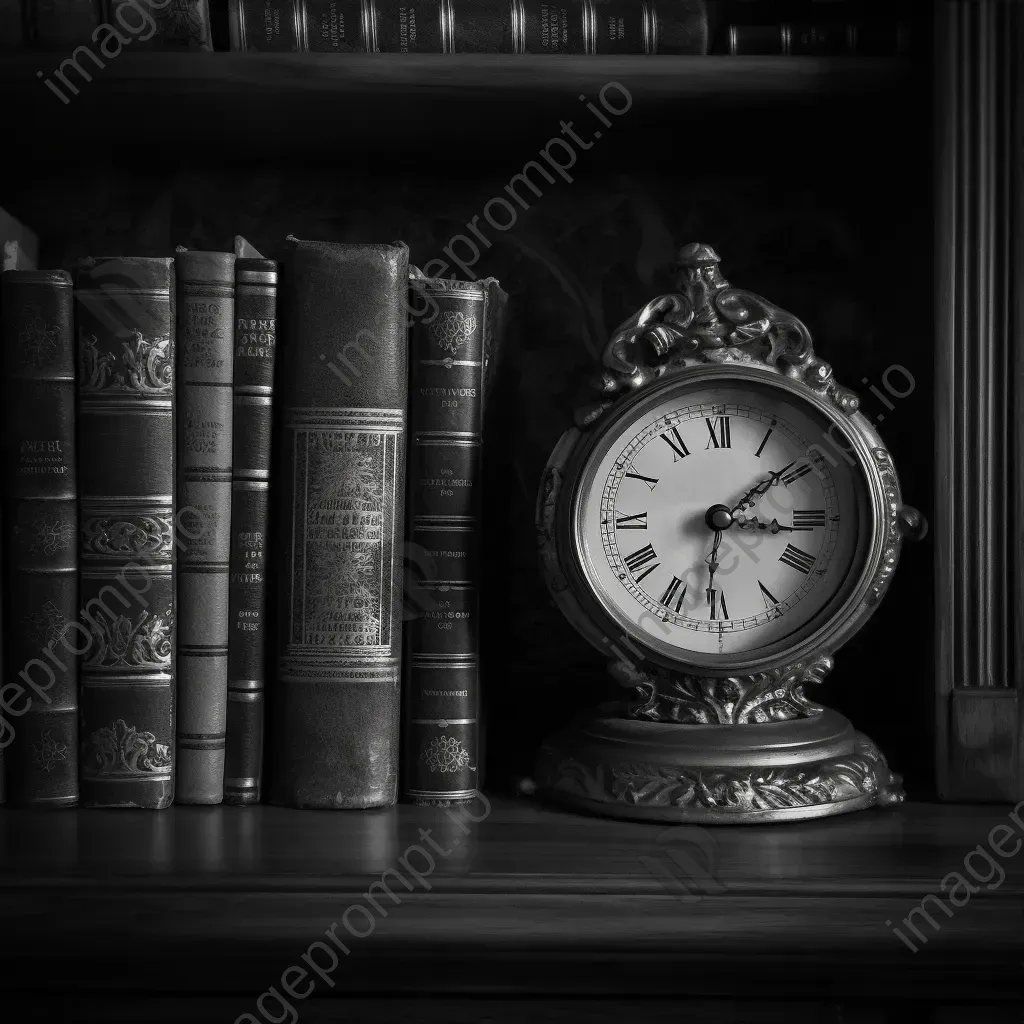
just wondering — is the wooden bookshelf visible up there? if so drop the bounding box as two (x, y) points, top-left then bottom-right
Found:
(0, 796), (1022, 1020)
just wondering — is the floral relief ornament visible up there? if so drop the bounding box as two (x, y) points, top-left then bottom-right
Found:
(28, 511), (74, 556)
(32, 730), (69, 774)
(430, 310), (477, 356)
(83, 608), (172, 670)
(85, 719), (171, 777)
(21, 600), (69, 648)
(421, 735), (474, 774)
(81, 514), (174, 558)
(79, 329), (173, 395)
(17, 304), (60, 370)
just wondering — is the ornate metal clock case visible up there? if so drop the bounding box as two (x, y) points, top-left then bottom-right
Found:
(535, 243), (926, 823)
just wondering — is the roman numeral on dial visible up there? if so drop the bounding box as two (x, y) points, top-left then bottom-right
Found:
(623, 544), (659, 582)
(659, 576), (687, 613)
(705, 415), (731, 449)
(625, 471), (659, 491)
(615, 512), (648, 530)
(779, 543), (816, 574)
(792, 509), (826, 530)
(781, 463), (813, 485)
(754, 420), (776, 458)
(708, 589), (729, 620)
(660, 427), (690, 461)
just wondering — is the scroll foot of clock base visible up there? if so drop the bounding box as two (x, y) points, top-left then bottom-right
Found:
(533, 707), (904, 825)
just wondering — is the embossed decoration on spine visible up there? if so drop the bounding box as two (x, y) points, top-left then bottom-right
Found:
(83, 719), (172, 780)
(273, 238), (409, 809)
(403, 274), (506, 805)
(74, 256), (176, 809)
(1, 269), (79, 807)
(174, 249), (236, 805)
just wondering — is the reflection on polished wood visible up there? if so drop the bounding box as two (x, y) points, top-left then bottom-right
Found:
(0, 795), (1023, 1011)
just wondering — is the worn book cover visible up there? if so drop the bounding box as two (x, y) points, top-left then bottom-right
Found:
(403, 274), (506, 805)
(175, 248), (235, 805)
(1, 269), (79, 807)
(272, 237), (409, 809)
(224, 253), (276, 805)
(75, 257), (176, 809)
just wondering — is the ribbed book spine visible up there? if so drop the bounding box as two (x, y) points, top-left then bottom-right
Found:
(273, 238), (409, 809)
(403, 276), (505, 805)
(229, 0), (708, 51)
(1, 270), (79, 807)
(224, 258), (277, 805)
(75, 257), (176, 809)
(175, 249), (236, 805)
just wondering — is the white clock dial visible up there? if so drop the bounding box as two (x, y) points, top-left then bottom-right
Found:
(574, 376), (871, 665)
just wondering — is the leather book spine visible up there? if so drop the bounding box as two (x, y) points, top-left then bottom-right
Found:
(224, 258), (277, 805)
(175, 250), (235, 805)
(75, 257), (176, 809)
(272, 0), (710, 52)
(273, 238), (409, 809)
(229, 0), (302, 49)
(403, 276), (506, 805)
(1, 270), (79, 807)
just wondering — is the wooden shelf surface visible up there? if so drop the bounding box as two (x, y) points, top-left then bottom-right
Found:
(0, 796), (1022, 1006)
(9, 53), (910, 96)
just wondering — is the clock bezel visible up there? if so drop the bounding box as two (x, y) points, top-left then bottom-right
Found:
(540, 361), (896, 678)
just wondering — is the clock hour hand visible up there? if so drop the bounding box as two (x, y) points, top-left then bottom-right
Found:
(731, 460), (798, 514)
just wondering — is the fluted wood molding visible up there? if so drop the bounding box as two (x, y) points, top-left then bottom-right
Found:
(935, 0), (1022, 799)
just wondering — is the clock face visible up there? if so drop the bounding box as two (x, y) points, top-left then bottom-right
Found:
(573, 370), (874, 669)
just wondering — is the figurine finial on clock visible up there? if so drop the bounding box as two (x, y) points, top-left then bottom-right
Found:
(581, 242), (858, 429)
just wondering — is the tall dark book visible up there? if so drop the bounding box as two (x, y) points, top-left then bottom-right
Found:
(224, 255), (277, 805)
(175, 248), (235, 805)
(273, 237), (409, 809)
(403, 274), (506, 805)
(229, 0), (709, 52)
(1, 270), (79, 807)
(75, 257), (176, 809)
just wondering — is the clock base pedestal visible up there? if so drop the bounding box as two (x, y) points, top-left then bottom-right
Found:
(534, 707), (903, 824)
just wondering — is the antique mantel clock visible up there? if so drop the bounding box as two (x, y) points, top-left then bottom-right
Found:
(535, 243), (926, 823)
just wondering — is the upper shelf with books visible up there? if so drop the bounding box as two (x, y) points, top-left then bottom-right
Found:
(4, 54), (916, 161)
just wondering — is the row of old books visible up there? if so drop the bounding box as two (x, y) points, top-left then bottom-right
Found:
(3, 1), (915, 56)
(0, 223), (505, 809)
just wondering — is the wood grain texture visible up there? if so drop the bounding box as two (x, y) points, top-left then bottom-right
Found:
(934, 1), (1023, 800)
(0, 797), (1023, 1009)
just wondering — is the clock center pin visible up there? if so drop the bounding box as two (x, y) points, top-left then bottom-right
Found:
(704, 504), (734, 531)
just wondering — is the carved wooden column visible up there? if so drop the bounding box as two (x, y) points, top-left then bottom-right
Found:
(935, 0), (1023, 799)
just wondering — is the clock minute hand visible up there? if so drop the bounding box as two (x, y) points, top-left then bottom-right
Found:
(731, 460), (798, 514)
